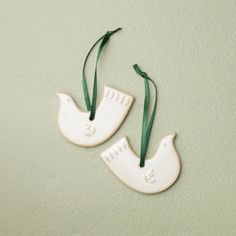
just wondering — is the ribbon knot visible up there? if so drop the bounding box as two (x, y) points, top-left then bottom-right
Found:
(140, 72), (148, 78)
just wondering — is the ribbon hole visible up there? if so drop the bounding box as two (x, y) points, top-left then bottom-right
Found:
(89, 114), (95, 121)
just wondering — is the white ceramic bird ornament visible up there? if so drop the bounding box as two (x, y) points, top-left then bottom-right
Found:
(57, 28), (134, 147)
(101, 64), (181, 194)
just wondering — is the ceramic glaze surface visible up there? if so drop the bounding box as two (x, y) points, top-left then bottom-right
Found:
(101, 134), (181, 194)
(57, 86), (134, 146)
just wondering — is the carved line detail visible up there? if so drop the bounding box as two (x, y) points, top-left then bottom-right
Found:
(105, 88), (132, 106)
(103, 140), (128, 163)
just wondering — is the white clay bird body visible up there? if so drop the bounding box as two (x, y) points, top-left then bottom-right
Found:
(57, 86), (134, 147)
(101, 134), (181, 194)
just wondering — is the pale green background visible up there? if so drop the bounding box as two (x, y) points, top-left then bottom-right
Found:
(0, 0), (235, 235)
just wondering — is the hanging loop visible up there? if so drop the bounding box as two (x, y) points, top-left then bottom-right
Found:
(82, 28), (122, 120)
(133, 64), (158, 167)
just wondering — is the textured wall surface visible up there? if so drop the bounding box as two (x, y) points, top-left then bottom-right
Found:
(0, 1), (235, 235)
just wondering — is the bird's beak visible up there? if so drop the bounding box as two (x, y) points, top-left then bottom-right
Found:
(168, 133), (177, 141)
(162, 133), (177, 145)
(56, 93), (63, 99)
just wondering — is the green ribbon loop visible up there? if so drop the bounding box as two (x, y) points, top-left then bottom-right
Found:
(82, 27), (122, 120)
(133, 64), (158, 167)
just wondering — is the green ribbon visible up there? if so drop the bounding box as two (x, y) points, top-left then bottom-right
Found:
(82, 28), (122, 120)
(133, 64), (158, 167)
